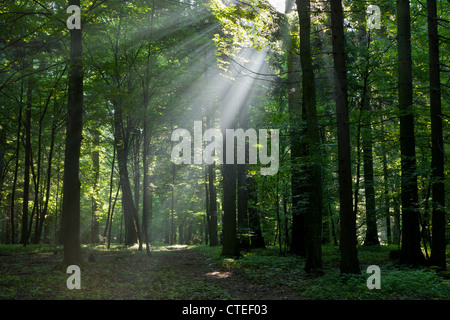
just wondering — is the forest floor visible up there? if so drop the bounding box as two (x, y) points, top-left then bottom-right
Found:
(0, 243), (449, 300)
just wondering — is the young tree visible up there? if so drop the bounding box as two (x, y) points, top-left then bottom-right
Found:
(330, 0), (360, 274)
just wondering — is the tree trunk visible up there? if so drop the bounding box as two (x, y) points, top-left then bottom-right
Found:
(38, 116), (57, 244)
(104, 146), (116, 238)
(248, 175), (265, 249)
(207, 149), (219, 247)
(10, 98), (23, 244)
(61, 0), (83, 265)
(221, 126), (239, 257)
(397, 0), (426, 266)
(297, 0), (323, 272)
(427, 0), (446, 270)
(21, 75), (32, 246)
(113, 104), (138, 246)
(237, 104), (250, 250)
(91, 128), (100, 243)
(287, 26), (307, 257)
(330, 0), (360, 274)
(133, 130), (142, 251)
(142, 89), (151, 255)
(382, 147), (391, 244)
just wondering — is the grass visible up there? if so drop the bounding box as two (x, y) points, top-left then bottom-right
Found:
(195, 244), (450, 300)
(0, 243), (448, 300)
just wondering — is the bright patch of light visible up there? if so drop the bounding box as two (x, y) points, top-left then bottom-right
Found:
(267, 0), (285, 13)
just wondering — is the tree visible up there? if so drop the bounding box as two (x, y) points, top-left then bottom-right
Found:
(296, 0), (323, 272)
(286, 1), (306, 257)
(397, 0), (426, 266)
(20, 74), (32, 245)
(330, 0), (360, 274)
(427, 0), (446, 270)
(221, 127), (239, 257)
(61, 0), (83, 265)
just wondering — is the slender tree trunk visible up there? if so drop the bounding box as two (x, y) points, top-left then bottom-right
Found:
(38, 117), (57, 244)
(10, 98), (23, 244)
(427, 0), (446, 270)
(237, 104), (250, 250)
(21, 76), (32, 246)
(113, 104), (138, 246)
(287, 28), (307, 256)
(361, 80), (379, 245)
(207, 114), (218, 246)
(91, 128), (100, 243)
(248, 175), (265, 249)
(397, 0), (426, 266)
(330, 0), (360, 274)
(142, 88), (151, 255)
(171, 161), (175, 245)
(31, 105), (44, 245)
(61, 0), (83, 265)
(221, 125), (239, 257)
(104, 146), (116, 238)
(382, 146), (391, 244)
(133, 131), (142, 251)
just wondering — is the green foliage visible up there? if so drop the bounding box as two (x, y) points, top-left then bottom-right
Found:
(197, 244), (450, 300)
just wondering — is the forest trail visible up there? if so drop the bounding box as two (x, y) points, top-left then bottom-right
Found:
(148, 246), (301, 300)
(0, 245), (303, 299)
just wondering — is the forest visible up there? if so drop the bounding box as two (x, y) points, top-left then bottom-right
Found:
(0, 0), (449, 302)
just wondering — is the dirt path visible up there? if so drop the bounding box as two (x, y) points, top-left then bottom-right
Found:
(154, 246), (300, 300)
(0, 245), (303, 299)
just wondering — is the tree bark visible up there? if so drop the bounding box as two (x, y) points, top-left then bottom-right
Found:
(330, 0), (360, 274)
(21, 75), (32, 246)
(113, 104), (138, 246)
(91, 128), (100, 243)
(221, 126), (239, 257)
(237, 104), (250, 250)
(207, 114), (218, 246)
(61, 0), (83, 265)
(10, 97), (23, 244)
(287, 25), (307, 257)
(397, 0), (426, 266)
(297, 0), (323, 272)
(427, 0), (446, 270)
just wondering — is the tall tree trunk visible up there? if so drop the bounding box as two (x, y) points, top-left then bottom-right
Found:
(10, 96), (23, 244)
(287, 23), (307, 257)
(427, 0), (446, 270)
(21, 75), (32, 246)
(297, 0), (323, 272)
(382, 146), (391, 244)
(397, 0), (426, 266)
(91, 128), (100, 243)
(330, 0), (360, 274)
(361, 82), (379, 245)
(248, 175), (265, 249)
(61, 0), (83, 265)
(38, 116), (57, 244)
(113, 104), (138, 246)
(142, 83), (151, 255)
(133, 130), (142, 251)
(104, 146), (116, 239)
(207, 114), (218, 247)
(221, 125), (239, 257)
(237, 104), (250, 250)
